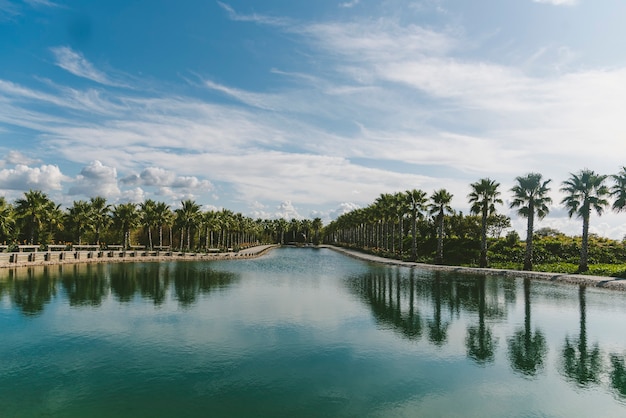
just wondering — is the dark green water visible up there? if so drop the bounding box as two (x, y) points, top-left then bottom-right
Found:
(2, 247), (626, 417)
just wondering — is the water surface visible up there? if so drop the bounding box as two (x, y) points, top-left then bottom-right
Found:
(1, 247), (626, 417)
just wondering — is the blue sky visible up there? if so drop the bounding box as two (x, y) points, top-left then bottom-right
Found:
(1, 0), (625, 238)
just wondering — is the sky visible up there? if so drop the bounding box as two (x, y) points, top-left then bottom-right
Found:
(0, 0), (625, 239)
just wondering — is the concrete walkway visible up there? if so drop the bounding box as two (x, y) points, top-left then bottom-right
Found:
(0, 244), (278, 269)
(324, 245), (626, 291)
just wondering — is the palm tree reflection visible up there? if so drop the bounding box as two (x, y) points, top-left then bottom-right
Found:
(561, 285), (602, 386)
(465, 276), (497, 365)
(507, 278), (547, 377)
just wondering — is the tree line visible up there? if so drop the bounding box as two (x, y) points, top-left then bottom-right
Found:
(0, 192), (323, 252)
(324, 168), (626, 273)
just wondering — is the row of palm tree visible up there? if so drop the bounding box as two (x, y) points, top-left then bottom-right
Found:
(326, 167), (626, 273)
(0, 193), (324, 252)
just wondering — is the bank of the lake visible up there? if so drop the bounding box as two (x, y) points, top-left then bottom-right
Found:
(324, 245), (626, 291)
(0, 244), (277, 269)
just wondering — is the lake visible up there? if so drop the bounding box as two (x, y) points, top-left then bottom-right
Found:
(1, 247), (626, 417)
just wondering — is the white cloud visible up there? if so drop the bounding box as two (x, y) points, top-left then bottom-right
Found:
(0, 164), (64, 191)
(339, 0), (360, 8)
(275, 200), (303, 220)
(24, 0), (61, 8)
(4, 150), (41, 166)
(533, 0), (577, 6)
(121, 167), (212, 192)
(50, 46), (121, 86)
(68, 160), (120, 198)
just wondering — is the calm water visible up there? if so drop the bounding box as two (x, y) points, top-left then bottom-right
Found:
(2, 247), (626, 417)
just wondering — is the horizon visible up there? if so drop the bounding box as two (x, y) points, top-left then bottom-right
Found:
(1, 0), (625, 239)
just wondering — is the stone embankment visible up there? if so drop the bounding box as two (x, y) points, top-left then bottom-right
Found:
(324, 245), (626, 291)
(0, 245), (277, 269)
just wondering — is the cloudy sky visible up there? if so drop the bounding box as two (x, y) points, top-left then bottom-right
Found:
(0, 0), (625, 238)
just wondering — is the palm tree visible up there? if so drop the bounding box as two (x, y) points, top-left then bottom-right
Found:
(0, 197), (15, 243)
(405, 189), (427, 262)
(140, 199), (158, 249)
(14, 190), (54, 245)
(611, 166), (626, 212)
(311, 217), (323, 244)
(153, 202), (172, 247)
(66, 200), (93, 245)
(560, 170), (609, 273)
(175, 200), (201, 251)
(89, 197), (111, 246)
(510, 173), (552, 271)
(429, 189), (453, 264)
(468, 178), (502, 268)
(112, 203), (140, 249)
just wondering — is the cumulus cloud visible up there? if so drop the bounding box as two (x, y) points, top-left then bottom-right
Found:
(121, 167), (213, 192)
(3, 150), (41, 166)
(275, 200), (303, 219)
(0, 163), (64, 191)
(68, 160), (121, 198)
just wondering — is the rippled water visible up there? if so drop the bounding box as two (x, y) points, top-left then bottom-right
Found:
(1, 247), (626, 417)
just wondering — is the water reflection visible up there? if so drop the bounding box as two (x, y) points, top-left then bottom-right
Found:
(10, 269), (56, 316)
(0, 262), (239, 313)
(63, 264), (107, 307)
(561, 285), (603, 387)
(349, 268), (423, 339)
(507, 278), (548, 377)
(427, 273), (449, 346)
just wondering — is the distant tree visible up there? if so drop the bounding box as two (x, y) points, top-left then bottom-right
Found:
(405, 189), (427, 261)
(510, 173), (552, 270)
(611, 166), (626, 212)
(560, 169), (609, 273)
(428, 189), (453, 264)
(486, 214), (511, 239)
(175, 200), (201, 250)
(112, 203), (140, 248)
(14, 190), (55, 245)
(0, 197), (15, 243)
(140, 199), (158, 249)
(468, 178), (502, 268)
(89, 197), (111, 246)
(66, 200), (93, 245)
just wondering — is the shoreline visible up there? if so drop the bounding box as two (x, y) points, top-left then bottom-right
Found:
(0, 244), (278, 271)
(323, 245), (626, 291)
(3, 243), (625, 291)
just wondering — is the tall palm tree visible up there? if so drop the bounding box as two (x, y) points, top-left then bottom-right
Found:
(611, 166), (626, 212)
(510, 173), (552, 271)
(140, 199), (158, 249)
(175, 199), (201, 251)
(153, 202), (172, 247)
(429, 189), (453, 264)
(112, 203), (140, 249)
(468, 178), (502, 268)
(0, 197), (15, 243)
(311, 217), (323, 244)
(89, 197), (111, 246)
(406, 189), (427, 262)
(66, 200), (93, 245)
(561, 170), (609, 273)
(14, 190), (54, 245)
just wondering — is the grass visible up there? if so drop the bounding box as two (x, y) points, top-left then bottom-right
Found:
(490, 262), (626, 278)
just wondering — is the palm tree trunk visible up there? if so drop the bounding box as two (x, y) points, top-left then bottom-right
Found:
(480, 210), (488, 268)
(524, 213), (534, 271)
(436, 209), (444, 264)
(579, 213), (590, 272)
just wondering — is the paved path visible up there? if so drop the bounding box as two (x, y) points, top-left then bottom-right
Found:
(0, 244), (278, 269)
(323, 245), (626, 291)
